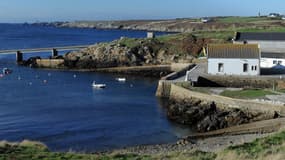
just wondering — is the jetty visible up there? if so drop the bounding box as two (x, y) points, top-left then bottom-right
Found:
(0, 45), (90, 62)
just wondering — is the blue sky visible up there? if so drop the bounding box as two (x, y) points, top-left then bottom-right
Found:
(0, 0), (284, 22)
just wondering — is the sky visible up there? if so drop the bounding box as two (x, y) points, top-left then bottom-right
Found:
(0, 0), (284, 22)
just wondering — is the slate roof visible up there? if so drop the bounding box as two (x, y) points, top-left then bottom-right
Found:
(261, 52), (285, 59)
(235, 32), (285, 41)
(207, 44), (260, 59)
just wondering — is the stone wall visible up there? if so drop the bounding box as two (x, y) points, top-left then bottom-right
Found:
(169, 84), (285, 117)
(156, 81), (172, 98)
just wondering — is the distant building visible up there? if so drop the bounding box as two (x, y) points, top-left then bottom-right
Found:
(234, 32), (285, 53)
(201, 17), (212, 23)
(268, 13), (280, 18)
(207, 44), (260, 76)
(147, 32), (155, 38)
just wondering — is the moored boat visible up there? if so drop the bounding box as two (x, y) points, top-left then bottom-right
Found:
(116, 78), (126, 82)
(92, 81), (106, 88)
(2, 68), (12, 75)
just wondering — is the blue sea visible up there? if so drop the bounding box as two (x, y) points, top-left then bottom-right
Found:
(0, 24), (190, 152)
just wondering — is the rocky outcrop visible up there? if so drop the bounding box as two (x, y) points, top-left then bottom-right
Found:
(62, 35), (204, 69)
(166, 99), (254, 132)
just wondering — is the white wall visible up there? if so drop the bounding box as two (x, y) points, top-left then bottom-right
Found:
(261, 58), (285, 68)
(208, 58), (260, 76)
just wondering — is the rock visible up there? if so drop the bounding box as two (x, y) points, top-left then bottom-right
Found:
(166, 98), (252, 132)
(21, 56), (41, 67)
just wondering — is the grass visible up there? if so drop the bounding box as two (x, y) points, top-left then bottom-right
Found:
(219, 89), (276, 99)
(3, 130), (285, 159)
(193, 31), (235, 41)
(237, 26), (285, 33)
(218, 131), (285, 159)
(216, 16), (271, 23)
(118, 37), (141, 48)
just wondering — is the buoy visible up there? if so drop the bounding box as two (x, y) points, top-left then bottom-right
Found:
(29, 82), (33, 86)
(18, 76), (21, 80)
(43, 80), (48, 84)
(48, 73), (51, 77)
(73, 74), (77, 78)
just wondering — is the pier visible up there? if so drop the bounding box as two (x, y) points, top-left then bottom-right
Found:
(0, 45), (90, 62)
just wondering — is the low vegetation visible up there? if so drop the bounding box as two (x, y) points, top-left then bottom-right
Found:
(2, 130), (285, 159)
(217, 130), (285, 159)
(216, 16), (271, 23)
(118, 33), (211, 59)
(220, 89), (276, 99)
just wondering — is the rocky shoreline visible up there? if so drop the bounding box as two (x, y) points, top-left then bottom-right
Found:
(166, 98), (253, 132)
(105, 132), (271, 155)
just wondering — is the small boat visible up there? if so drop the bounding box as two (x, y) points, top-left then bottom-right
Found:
(2, 68), (12, 75)
(92, 81), (106, 88)
(116, 78), (126, 82)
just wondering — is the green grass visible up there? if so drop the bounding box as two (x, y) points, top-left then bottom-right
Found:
(156, 33), (192, 42)
(193, 31), (235, 41)
(216, 16), (270, 23)
(0, 141), (151, 160)
(219, 131), (285, 159)
(118, 37), (141, 48)
(220, 89), (276, 99)
(237, 26), (285, 32)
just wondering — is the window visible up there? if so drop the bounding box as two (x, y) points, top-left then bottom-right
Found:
(243, 63), (248, 72)
(273, 60), (277, 64)
(278, 61), (282, 65)
(218, 63), (224, 72)
(255, 66), (257, 71)
(251, 66), (254, 71)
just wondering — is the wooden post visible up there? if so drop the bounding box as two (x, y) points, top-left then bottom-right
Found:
(16, 51), (23, 63)
(52, 48), (58, 57)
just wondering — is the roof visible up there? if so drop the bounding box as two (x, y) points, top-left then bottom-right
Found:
(235, 32), (285, 41)
(207, 44), (260, 59)
(261, 52), (285, 59)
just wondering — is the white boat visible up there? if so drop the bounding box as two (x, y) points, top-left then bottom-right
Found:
(92, 81), (106, 88)
(2, 68), (12, 75)
(116, 78), (126, 82)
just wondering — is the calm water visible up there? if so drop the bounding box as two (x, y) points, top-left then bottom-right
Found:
(0, 24), (189, 152)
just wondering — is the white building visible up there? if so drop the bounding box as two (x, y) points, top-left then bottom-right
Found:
(147, 32), (155, 38)
(207, 44), (260, 76)
(260, 52), (285, 68)
(268, 13), (280, 18)
(260, 52), (285, 74)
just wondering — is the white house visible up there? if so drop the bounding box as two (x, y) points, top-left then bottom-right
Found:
(268, 13), (280, 18)
(201, 17), (212, 23)
(260, 52), (285, 68)
(147, 32), (155, 38)
(260, 52), (285, 74)
(207, 44), (260, 76)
